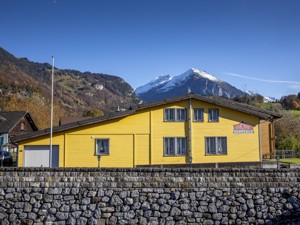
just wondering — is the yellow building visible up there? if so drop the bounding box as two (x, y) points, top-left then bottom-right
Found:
(14, 94), (282, 168)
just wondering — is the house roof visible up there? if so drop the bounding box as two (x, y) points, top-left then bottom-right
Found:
(0, 116), (6, 122)
(13, 94), (282, 142)
(0, 111), (38, 134)
(59, 117), (92, 126)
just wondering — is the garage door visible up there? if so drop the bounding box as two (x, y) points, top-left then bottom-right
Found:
(24, 145), (59, 167)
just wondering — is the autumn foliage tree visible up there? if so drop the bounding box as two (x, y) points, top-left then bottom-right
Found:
(275, 111), (300, 151)
(280, 94), (300, 110)
(291, 101), (300, 109)
(82, 108), (104, 117)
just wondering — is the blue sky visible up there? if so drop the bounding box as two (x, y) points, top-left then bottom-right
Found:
(1, 0), (300, 99)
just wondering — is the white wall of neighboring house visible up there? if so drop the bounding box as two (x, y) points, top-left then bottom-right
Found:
(0, 134), (9, 151)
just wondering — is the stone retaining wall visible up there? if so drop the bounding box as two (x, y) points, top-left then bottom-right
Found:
(0, 168), (300, 225)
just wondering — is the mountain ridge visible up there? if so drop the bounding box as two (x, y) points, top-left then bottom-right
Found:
(136, 68), (245, 102)
(0, 47), (139, 129)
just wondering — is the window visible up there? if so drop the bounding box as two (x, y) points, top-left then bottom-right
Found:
(205, 137), (227, 155)
(95, 139), (110, 155)
(176, 109), (186, 121)
(165, 108), (175, 121)
(164, 108), (186, 121)
(164, 137), (187, 156)
(208, 109), (219, 122)
(194, 108), (204, 121)
(20, 122), (25, 131)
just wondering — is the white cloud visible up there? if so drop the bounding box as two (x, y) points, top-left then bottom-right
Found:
(223, 72), (300, 85)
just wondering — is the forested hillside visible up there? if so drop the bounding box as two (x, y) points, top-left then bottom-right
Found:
(0, 47), (139, 129)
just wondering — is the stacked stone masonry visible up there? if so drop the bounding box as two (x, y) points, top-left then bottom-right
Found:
(0, 168), (300, 225)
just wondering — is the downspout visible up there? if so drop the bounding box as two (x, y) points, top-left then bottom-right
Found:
(189, 98), (193, 166)
(258, 120), (262, 162)
(64, 134), (67, 167)
(150, 110), (152, 165)
(133, 134), (136, 168)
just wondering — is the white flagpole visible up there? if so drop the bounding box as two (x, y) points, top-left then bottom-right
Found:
(50, 56), (54, 167)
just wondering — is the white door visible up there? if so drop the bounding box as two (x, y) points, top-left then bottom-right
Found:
(24, 145), (59, 167)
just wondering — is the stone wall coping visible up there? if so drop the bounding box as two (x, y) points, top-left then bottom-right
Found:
(0, 167), (299, 173)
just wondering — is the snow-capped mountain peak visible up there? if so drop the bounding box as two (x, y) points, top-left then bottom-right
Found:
(135, 68), (245, 102)
(189, 68), (220, 82)
(136, 68), (220, 95)
(158, 68), (220, 92)
(135, 74), (172, 94)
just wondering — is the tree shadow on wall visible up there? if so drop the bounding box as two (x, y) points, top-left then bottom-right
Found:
(266, 192), (300, 225)
(267, 211), (300, 225)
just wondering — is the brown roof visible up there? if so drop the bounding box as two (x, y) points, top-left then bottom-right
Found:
(13, 94), (282, 142)
(59, 117), (92, 126)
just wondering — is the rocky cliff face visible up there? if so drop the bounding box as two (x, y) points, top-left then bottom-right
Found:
(0, 47), (139, 128)
(136, 68), (245, 102)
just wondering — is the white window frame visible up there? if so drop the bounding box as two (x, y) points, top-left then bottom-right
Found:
(208, 109), (219, 122)
(194, 108), (204, 122)
(95, 139), (110, 155)
(205, 137), (227, 155)
(164, 108), (186, 122)
(164, 137), (187, 156)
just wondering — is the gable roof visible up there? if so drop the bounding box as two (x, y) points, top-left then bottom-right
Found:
(13, 94), (282, 142)
(0, 111), (38, 134)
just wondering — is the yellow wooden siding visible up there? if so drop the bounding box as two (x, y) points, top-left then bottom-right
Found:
(66, 134), (133, 168)
(150, 101), (189, 165)
(18, 133), (65, 167)
(68, 111), (150, 135)
(191, 100), (260, 163)
(135, 134), (150, 166)
(148, 99), (260, 165)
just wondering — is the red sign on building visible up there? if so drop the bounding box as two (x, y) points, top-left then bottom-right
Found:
(233, 122), (254, 134)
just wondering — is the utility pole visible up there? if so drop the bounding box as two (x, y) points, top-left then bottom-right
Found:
(50, 56), (54, 167)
